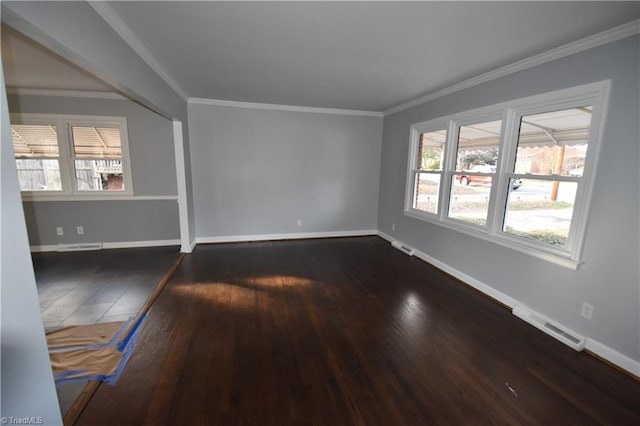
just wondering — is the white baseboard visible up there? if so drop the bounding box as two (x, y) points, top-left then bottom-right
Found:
(57, 242), (103, 252)
(378, 231), (518, 309)
(586, 339), (640, 378)
(102, 239), (180, 249)
(413, 247), (520, 309)
(376, 231), (639, 378)
(29, 244), (58, 253)
(513, 305), (586, 351)
(196, 229), (377, 244)
(30, 239), (180, 252)
(181, 239), (197, 254)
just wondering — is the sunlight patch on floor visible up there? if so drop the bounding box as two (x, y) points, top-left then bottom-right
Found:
(252, 275), (315, 288)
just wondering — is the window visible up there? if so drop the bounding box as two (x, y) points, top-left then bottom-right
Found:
(11, 114), (132, 198)
(449, 119), (502, 226)
(404, 81), (610, 268)
(12, 122), (62, 191)
(409, 127), (447, 214)
(70, 123), (125, 191)
(503, 107), (592, 248)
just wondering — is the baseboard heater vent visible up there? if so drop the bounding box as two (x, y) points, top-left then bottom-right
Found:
(56, 243), (103, 252)
(513, 305), (585, 351)
(391, 241), (415, 256)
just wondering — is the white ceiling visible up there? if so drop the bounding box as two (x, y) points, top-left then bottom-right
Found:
(3, 2), (639, 112)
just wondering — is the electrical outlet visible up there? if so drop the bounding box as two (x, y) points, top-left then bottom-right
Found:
(297, 219), (302, 227)
(76, 226), (84, 235)
(581, 302), (594, 320)
(56, 227), (64, 236)
(392, 223), (396, 231)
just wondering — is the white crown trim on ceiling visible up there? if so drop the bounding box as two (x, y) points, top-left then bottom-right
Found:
(383, 19), (640, 116)
(6, 88), (127, 100)
(14, 11), (639, 117)
(188, 97), (383, 117)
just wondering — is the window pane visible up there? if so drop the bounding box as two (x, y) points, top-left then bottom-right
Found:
(72, 125), (125, 192)
(75, 159), (124, 191)
(503, 179), (578, 247)
(12, 124), (59, 157)
(16, 159), (62, 191)
(455, 120), (501, 171)
(413, 172), (440, 214)
(417, 130), (446, 170)
(449, 174), (492, 226)
(515, 107), (592, 177)
(71, 126), (122, 158)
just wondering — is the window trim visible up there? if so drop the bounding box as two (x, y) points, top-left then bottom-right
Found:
(404, 118), (449, 217)
(11, 113), (134, 200)
(404, 81), (611, 269)
(445, 112), (505, 230)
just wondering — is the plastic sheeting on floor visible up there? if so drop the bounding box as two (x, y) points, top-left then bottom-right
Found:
(47, 316), (145, 385)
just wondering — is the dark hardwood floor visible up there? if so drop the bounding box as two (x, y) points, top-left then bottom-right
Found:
(76, 237), (639, 425)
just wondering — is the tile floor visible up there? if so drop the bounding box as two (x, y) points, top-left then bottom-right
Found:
(34, 246), (179, 328)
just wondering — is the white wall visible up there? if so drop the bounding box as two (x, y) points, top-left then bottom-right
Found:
(188, 103), (382, 240)
(8, 93), (180, 246)
(377, 35), (640, 369)
(1, 67), (62, 425)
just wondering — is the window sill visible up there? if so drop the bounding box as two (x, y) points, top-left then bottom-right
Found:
(403, 208), (581, 270)
(21, 193), (178, 202)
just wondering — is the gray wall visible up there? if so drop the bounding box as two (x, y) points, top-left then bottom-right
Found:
(188, 104), (382, 238)
(2, 0), (196, 247)
(378, 36), (640, 363)
(1, 71), (62, 425)
(23, 200), (178, 245)
(8, 94), (180, 246)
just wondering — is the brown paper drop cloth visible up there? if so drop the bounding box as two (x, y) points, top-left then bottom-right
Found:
(46, 321), (126, 349)
(50, 345), (123, 380)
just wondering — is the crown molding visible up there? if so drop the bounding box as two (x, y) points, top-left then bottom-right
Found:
(188, 97), (383, 117)
(6, 87), (127, 100)
(89, 1), (189, 102)
(384, 19), (640, 116)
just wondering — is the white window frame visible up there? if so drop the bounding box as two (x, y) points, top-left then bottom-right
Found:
(405, 118), (449, 217)
(404, 81), (611, 269)
(11, 113), (134, 200)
